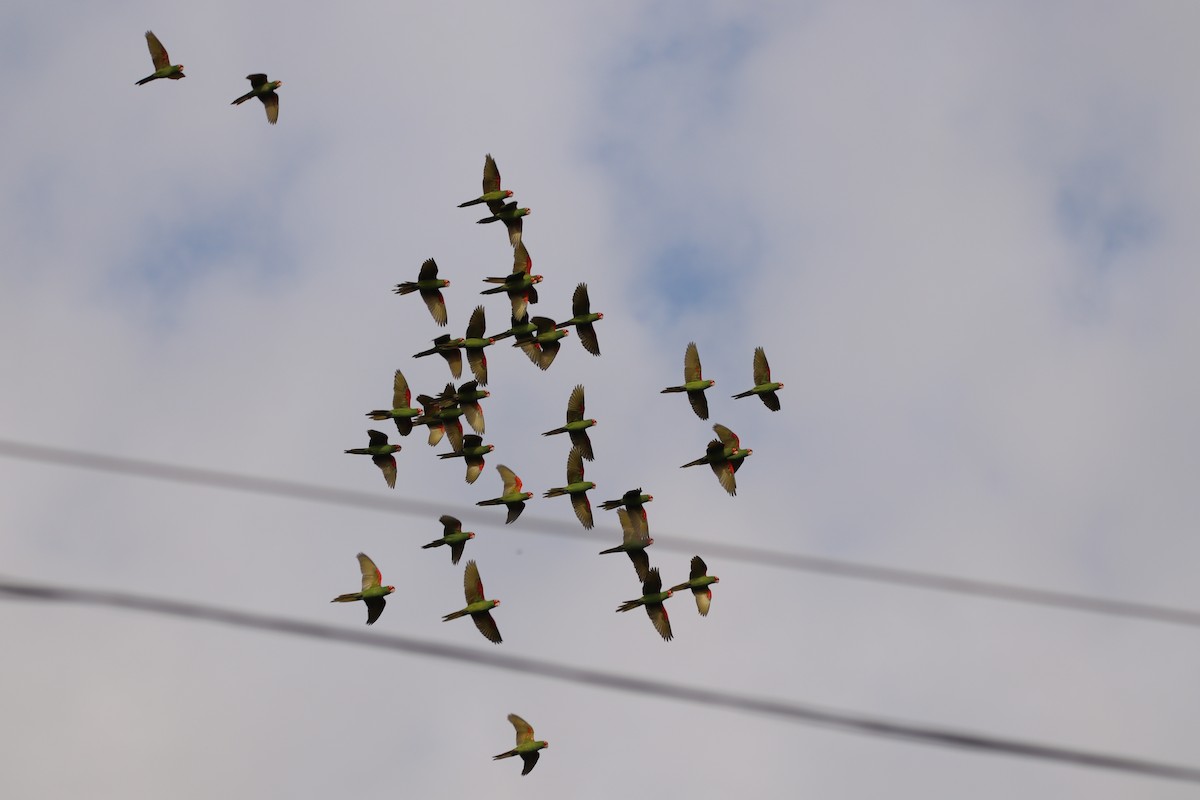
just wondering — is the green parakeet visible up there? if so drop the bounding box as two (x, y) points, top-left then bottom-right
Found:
(393, 257), (450, 327)
(413, 333), (465, 379)
(135, 31), (185, 85)
(493, 713), (548, 775)
(732, 346), (783, 411)
(680, 424), (752, 496)
(436, 433), (494, 484)
(476, 464), (534, 524)
(461, 305), (496, 385)
(481, 241), (542, 321)
(513, 316), (568, 371)
(458, 154), (513, 208)
(414, 395), (465, 453)
(437, 380), (489, 435)
(660, 341), (715, 420)
(365, 369), (420, 436)
(554, 282), (603, 356)
(477, 201), (530, 248)
(231, 73), (282, 125)
(343, 429), (402, 488)
(599, 508), (654, 582)
(542, 446), (595, 529)
(441, 560), (502, 644)
(421, 515), (475, 564)
(615, 567), (674, 642)
(668, 555), (720, 616)
(540, 384), (596, 461)
(330, 552), (394, 625)
(599, 488), (654, 514)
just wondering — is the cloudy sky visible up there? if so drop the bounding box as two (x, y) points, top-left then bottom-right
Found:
(2, 1), (1199, 796)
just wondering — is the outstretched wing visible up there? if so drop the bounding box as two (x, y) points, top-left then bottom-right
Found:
(713, 423), (740, 452)
(497, 464), (522, 494)
(473, 610), (502, 644)
(482, 153), (501, 195)
(464, 560), (485, 604)
(247, 73), (268, 88)
(752, 346), (771, 385)
(357, 552), (382, 591)
(565, 384), (585, 423)
(145, 31), (170, 69)
(508, 713), (534, 744)
(392, 370), (412, 409)
(571, 282), (591, 317)
(684, 341), (703, 382)
(689, 555), (708, 581)
(418, 257), (439, 281)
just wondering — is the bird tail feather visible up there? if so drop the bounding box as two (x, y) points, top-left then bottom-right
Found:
(393, 282), (418, 295)
(442, 609), (468, 621)
(330, 593), (362, 603)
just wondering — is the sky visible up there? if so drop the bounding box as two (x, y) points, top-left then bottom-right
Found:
(2, 1), (1199, 796)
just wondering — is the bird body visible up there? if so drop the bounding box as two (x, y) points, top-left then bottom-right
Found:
(599, 488), (654, 513)
(681, 425), (752, 496)
(394, 258), (450, 327)
(669, 555), (720, 616)
(458, 154), (513, 208)
(421, 515), (475, 564)
(366, 369), (420, 436)
(476, 464), (534, 524)
(477, 201), (530, 247)
(344, 430), (402, 488)
(513, 316), (568, 370)
(413, 334), (465, 379)
(330, 553), (395, 625)
(732, 346), (783, 410)
(136, 31), (184, 85)
(493, 713), (548, 775)
(616, 567), (674, 641)
(442, 560), (502, 643)
(231, 73), (282, 124)
(661, 341), (715, 420)
(540, 384), (596, 460)
(555, 283), (603, 356)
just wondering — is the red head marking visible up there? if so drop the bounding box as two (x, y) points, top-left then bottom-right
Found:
(647, 537), (654, 545)
(505, 190), (513, 198)
(597, 313), (604, 319)
(666, 589), (674, 597)
(493, 599), (501, 607)
(468, 532), (476, 539)
(386, 585), (396, 592)
(712, 576), (719, 583)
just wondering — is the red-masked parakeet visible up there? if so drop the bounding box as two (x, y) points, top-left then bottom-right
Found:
(330, 552), (394, 625)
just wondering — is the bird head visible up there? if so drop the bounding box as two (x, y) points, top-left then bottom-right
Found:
(542, 741), (549, 748)
(488, 337), (495, 344)
(645, 495), (654, 502)
(712, 576), (720, 583)
(777, 382), (784, 388)
(443, 279), (451, 287)
(486, 445), (495, 453)
(666, 589), (674, 597)
(706, 379), (716, 387)
(483, 390), (491, 397)
(647, 538), (654, 545)
(523, 491), (534, 500)
(385, 585), (396, 594)
(504, 190), (513, 198)
(468, 532), (476, 539)
(589, 419), (598, 425)
(532, 274), (544, 284)
(492, 599), (501, 608)
(596, 312), (604, 319)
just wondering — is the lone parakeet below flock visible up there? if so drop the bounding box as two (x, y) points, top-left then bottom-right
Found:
(732, 346), (783, 411)
(421, 515), (475, 565)
(668, 555), (719, 616)
(616, 567), (674, 642)
(555, 282), (603, 356)
(330, 552), (394, 625)
(231, 73), (282, 124)
(661, 341), (715, 420)
(599, 508), (654, 582)
(366, 369), (420, 436)
(458, 153), (513, 208)
(493, 713), (548, 775)
(344, 429), (401, 488)
(136, 31), (184, 85)
(541, 383), (596, 461)
(476, 464), (534, 524)
(542, 446), (595, 529)
(442, 560), (502, 644)
(393, 257), (450, 327)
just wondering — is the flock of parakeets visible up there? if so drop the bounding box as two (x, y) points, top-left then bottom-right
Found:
(138, 31), (782, 775)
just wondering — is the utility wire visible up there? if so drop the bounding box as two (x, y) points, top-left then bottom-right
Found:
(1, 577), (1197, 785)
(2, 437), (1198, 629)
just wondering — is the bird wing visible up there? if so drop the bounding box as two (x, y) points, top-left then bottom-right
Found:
(512, 240), (532, 276)
(418, 257), (439, 281)
(367, 429), (389, 447)
(646, 602), (673, 641)
(261, 91), (279, 124)
(440, 515), (462, 535)
(497, 464), (521, 494)
(449, 539), (466, 565)
(364, 596), (387, 625)
(643, 567), (663, 595)
(508, 713), (535, 744)
(520, 751), (540, 775)
(482, 153), (501, 195)
(616, 508), (638, 546)
(570, 491), (593, 529)
(392, 370), (412, 409)
(690, 555), (708, 581)
(710, 459), (737, 496)
(464, 560), (485, 604)
(421, 288), (448, 326)
(472, 610), (502, 644)
(566, 446), (585, 484)
(569, 429), (594, 462)
(462, 402), (485, 435)
(571, 282), (591, 316)
(693, 587), (712, 616)
(565, 383), (585, 423)
(628, 549), (651, 583)
(752, 346), (771, 385)
(713, 423), (740, 452)
(247, 73), (268, 88)
(464, 455), (485, 485)
(466, 305), (487, 340)
(577, 322), (601, 357)
(504, 216), (524, 248)
(504, 500), (526, 525)
(687, 389), (710, 420)
(357, 553), (382, 591)
(684, 341), (703, 382)
(145, 31), (170, 69)
(373, 454), (397, 488)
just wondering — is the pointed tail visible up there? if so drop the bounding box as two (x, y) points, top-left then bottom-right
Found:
(330, 593), (362, 603)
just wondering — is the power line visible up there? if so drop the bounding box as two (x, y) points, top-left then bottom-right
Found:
(1, 577), (1197, 785)
(2, 437), (1197, 629)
